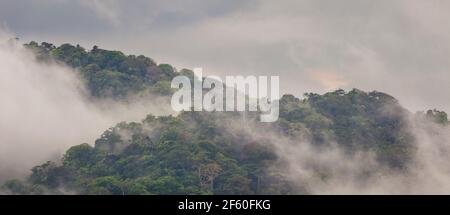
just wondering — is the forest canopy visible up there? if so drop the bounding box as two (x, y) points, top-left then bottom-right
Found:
(1, 42), (448, 195)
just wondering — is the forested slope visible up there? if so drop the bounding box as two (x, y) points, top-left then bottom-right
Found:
(1, 42), (448, 194)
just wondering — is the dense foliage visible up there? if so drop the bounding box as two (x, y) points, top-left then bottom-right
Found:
(24, 41), (187, 98)
(1, 42), (448, 194)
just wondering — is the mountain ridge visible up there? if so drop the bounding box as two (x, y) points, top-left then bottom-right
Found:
(1, 42), (448, 194)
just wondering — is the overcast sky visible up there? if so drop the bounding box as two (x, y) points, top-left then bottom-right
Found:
(1, 0), (449, 113)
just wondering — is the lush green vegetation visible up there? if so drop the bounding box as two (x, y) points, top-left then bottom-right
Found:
(1, 42), (448, 195)
(25, 41), (184, 98)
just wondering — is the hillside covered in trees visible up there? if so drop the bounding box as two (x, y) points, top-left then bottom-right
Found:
(24, 41), (188, 98)
(1, 42), (448, 195)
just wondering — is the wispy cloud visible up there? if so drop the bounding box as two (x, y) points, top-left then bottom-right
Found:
(80, 0), (121, 26)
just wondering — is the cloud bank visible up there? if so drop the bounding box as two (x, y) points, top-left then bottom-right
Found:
(2, 0), (447, 113)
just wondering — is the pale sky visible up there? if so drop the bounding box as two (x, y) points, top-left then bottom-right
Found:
(1, 0), (449, 113)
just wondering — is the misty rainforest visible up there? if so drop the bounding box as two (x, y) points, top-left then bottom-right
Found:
(0, 41), (449, 195)
(1, 0), (450, 195)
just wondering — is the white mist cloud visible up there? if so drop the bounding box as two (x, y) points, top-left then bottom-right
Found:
(219, 110), (450, 194)
(0, 32), (173, 182)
